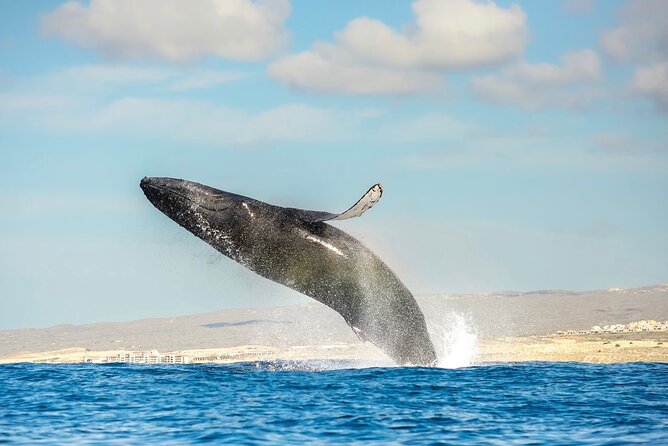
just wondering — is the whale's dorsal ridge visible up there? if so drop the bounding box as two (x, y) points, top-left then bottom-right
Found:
(298, 183), (383, 223)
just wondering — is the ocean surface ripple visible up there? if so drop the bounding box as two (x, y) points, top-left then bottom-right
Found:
(1, 362), (667, 445)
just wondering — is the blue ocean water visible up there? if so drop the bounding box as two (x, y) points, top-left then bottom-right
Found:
(1, 362), (666, 445)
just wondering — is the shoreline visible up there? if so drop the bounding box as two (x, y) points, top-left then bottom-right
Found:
(479, 332), (668, 364)
(3, 286), (666, 358)
(2, 286), (665, 365)
(2, 332), (666, 365)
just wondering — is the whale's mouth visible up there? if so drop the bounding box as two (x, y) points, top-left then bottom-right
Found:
(141, 180), (192, 205)
(140, 177), (230, 213)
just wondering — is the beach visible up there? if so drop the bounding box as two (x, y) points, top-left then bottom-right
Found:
(1, 330), (667, 365)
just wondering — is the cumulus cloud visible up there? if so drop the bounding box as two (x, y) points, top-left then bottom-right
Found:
(269, 54), (442, 95)
(601, 0), (668, 111)
(601, 0), (668, 63)
(632, 62), (668, 110)
(269, 0), (527, 95)
(472, 49), (603, 109)
(41, 0), (290, 62)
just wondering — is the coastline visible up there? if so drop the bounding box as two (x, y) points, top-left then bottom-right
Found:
(479, 332), (668, 364)
(2, 332), (666, 365)
(2, 285), (666, 366)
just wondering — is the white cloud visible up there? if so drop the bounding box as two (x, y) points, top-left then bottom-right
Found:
(601, 0), (668, 111)
(41, 0), (290, 62)
(592, 133), (668, 156)
(632, 62), (668, 111)
(472, 49), (603, 109)
(57, 64), (244, 91)
(269, 52), (442, 95)
(601, 0), (668, 63)
(4, 64), (244, 95)
(0, 93), (373, 146)
(83, 100), (368, 144)
(1, 67), (485, 145)
(269, 0), (527, 95)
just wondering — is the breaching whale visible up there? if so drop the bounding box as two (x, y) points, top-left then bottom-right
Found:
(140, 177), (437, 366)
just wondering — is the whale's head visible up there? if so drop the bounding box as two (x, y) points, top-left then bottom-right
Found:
(140, 177), (246, 245)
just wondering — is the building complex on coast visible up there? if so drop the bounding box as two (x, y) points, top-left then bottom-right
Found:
(556, 320), (668, 336)
(84, 346), (279, 364)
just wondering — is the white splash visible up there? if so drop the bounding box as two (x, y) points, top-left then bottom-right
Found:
(432, 311), (479, 369)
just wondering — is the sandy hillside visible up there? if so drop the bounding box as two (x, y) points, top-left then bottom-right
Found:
(0, 285), (666, 362)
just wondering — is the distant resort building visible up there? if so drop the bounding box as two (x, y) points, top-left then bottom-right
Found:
(93, 351), (184, 364)
(556, 320), (668, 336)
(85, 346), (278, 364)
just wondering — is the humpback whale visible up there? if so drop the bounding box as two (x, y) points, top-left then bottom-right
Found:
(140, 177), (437, 366)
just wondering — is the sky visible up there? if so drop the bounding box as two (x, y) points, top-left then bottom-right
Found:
(1, 0), (667, 329)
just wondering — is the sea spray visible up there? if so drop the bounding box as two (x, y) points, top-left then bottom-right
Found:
(431, 311), (479, 368)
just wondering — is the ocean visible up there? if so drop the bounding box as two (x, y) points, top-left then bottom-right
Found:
(1, 362), (666, 445)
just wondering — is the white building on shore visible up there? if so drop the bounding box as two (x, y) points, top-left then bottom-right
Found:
(556, 320), (668, 336)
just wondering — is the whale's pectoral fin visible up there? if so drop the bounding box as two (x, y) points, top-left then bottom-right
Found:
(298, 183), (383, 223)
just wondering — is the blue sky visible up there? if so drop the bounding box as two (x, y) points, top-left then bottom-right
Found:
(1, 0), (666, 329)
